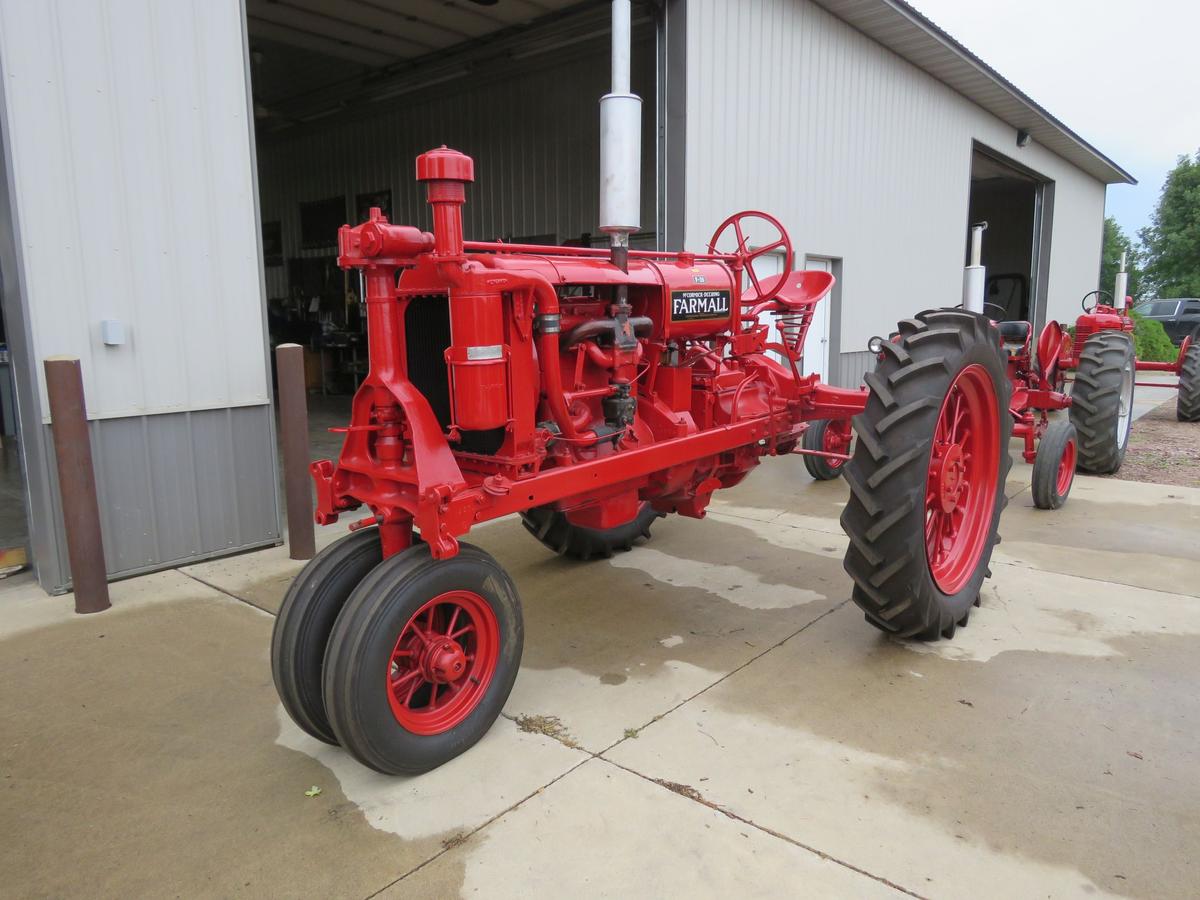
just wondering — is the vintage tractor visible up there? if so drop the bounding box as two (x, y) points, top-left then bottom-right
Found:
(966, 232), (1200, 513)
(270, 1), (1014, 775)
(1062, 276), (1200, 462)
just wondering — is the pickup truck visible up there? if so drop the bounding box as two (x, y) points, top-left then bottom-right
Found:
(1133, 298), (1200, 345)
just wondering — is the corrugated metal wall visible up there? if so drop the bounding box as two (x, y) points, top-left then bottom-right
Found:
(256, 30), (657, 301)
(0, 0), (270, 420)
(33, 407), (280, 583)
(683, 0), (1107, 385)
(0, 0), (280, 592)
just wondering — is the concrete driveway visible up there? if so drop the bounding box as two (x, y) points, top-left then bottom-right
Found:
(2, 433), (1199, 898)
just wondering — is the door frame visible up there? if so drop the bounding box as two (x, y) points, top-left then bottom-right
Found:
(969, 141), (1054, 334)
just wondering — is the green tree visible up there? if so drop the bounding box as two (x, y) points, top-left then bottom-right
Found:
(1099, 216), (1143, 300)
(1139, 150), (1200, 299)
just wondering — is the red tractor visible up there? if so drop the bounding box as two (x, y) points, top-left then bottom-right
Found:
(967, 229), (1200, 514)
(270, 1), (1014, 775)
(268, 152), (1016, 774)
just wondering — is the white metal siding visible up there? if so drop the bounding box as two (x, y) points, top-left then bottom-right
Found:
(0, 0), (269, 421)
(684, 0), (1106, 361)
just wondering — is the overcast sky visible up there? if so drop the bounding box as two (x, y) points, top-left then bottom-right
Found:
(907, 0), (1200, 240)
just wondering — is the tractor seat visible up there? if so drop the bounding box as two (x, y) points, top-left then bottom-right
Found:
(743, 269), (835, 309)
(997, 320), (1031, 358)
(997, 321), (1031, 343)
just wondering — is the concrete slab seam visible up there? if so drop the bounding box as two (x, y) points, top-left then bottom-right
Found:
(597, 757), (925, 899)
(365, 755), (595, 899)
(177, 570), (278, 616)
(595, 600), (851, 754)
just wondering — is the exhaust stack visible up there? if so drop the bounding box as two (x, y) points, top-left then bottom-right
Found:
(599, 0), (641, 273)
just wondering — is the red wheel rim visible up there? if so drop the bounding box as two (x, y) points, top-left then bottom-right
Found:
(823, 421), (851, 469)
(925, 364), (1001, 595)
(1056, 436), (1076, 496)
(386, 590), (500, 735)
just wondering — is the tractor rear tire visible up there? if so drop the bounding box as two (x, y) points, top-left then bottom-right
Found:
(521, 503), (662, 560)
(272, 528), (383, 745)
(801, 419), (850, 481)
(1069, 331), (1135, 473)
(840, 309), (1012, 640)
(322, 542), (523, 775)
(1177, 342), (1200, 422)
(1031, 420), (1077, 510)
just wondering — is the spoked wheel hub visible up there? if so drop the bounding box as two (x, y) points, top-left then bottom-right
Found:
(930, 442), (966, 513)
(387, 590), (500, 735)
(925, 364), (1000, 595)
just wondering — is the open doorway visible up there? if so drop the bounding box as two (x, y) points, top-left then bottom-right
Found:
(244, 2), (658, 457)
(967, 146), (1050, 326)
(0, 286), (30, 577)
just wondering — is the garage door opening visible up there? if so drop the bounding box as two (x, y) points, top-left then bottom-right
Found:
(0, 291), (30, 578)
(245, 2), (660, 458)
(966, 146), (1050, 326)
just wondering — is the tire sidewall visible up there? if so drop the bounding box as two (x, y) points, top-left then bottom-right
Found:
(271, 528), (383, 743)
(1031, 419), (1076, 510)
(327, 544), (523, 775)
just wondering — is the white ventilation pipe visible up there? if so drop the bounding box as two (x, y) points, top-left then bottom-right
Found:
(1114, 251), (1128, 311)
(963, 221), (988, 314)
(599, 0), (641, 253)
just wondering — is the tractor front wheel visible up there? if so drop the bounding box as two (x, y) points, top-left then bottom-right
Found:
(801, 419), (852, 481)
(322, 543), (523, 775)
(1177, 341), (1200, 422)
(1031, 420), (1077, 510)
(521, 503), (662, 560)
(1069, 331), (1135, 473)
(841, 309), (1012, 640)
(272, 528), (383, 744)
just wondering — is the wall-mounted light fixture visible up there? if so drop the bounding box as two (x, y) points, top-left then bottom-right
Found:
(1016, 130), (1032, 148)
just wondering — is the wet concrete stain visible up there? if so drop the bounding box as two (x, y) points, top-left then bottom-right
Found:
(0, 598), (428, 899)
(690, 605), (1200, 898)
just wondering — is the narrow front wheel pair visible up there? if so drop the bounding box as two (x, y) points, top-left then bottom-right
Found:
(272, 535), (523, 775)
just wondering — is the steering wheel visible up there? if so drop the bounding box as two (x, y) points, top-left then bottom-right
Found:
(707, 211), (794, 303)
(983, 301), (1008, 321)
(1081, 289), (1113, 313)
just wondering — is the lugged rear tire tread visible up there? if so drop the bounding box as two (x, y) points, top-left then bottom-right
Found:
(520, 503), (663, 560)
(1177, 343), (1200, 422)
(840, 309), (1012, 642)
(1068, 331), (1135, 473)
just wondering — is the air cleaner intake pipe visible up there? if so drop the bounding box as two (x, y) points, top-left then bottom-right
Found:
(599, 0), (641, 275)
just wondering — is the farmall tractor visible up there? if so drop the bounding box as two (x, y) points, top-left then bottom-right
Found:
(271, 1), (1014, 775)
(957, 226), (1200, 511)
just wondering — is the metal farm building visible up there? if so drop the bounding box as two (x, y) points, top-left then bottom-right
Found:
(0, 0), (1131, 593)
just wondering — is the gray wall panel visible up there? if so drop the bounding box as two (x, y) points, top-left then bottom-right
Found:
(837, 351), (876, 389)
(35, 404), (280, 593)
(256, 28), (658, 301)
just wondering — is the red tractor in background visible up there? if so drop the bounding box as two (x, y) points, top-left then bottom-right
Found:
(956, 227), (1200, 513)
